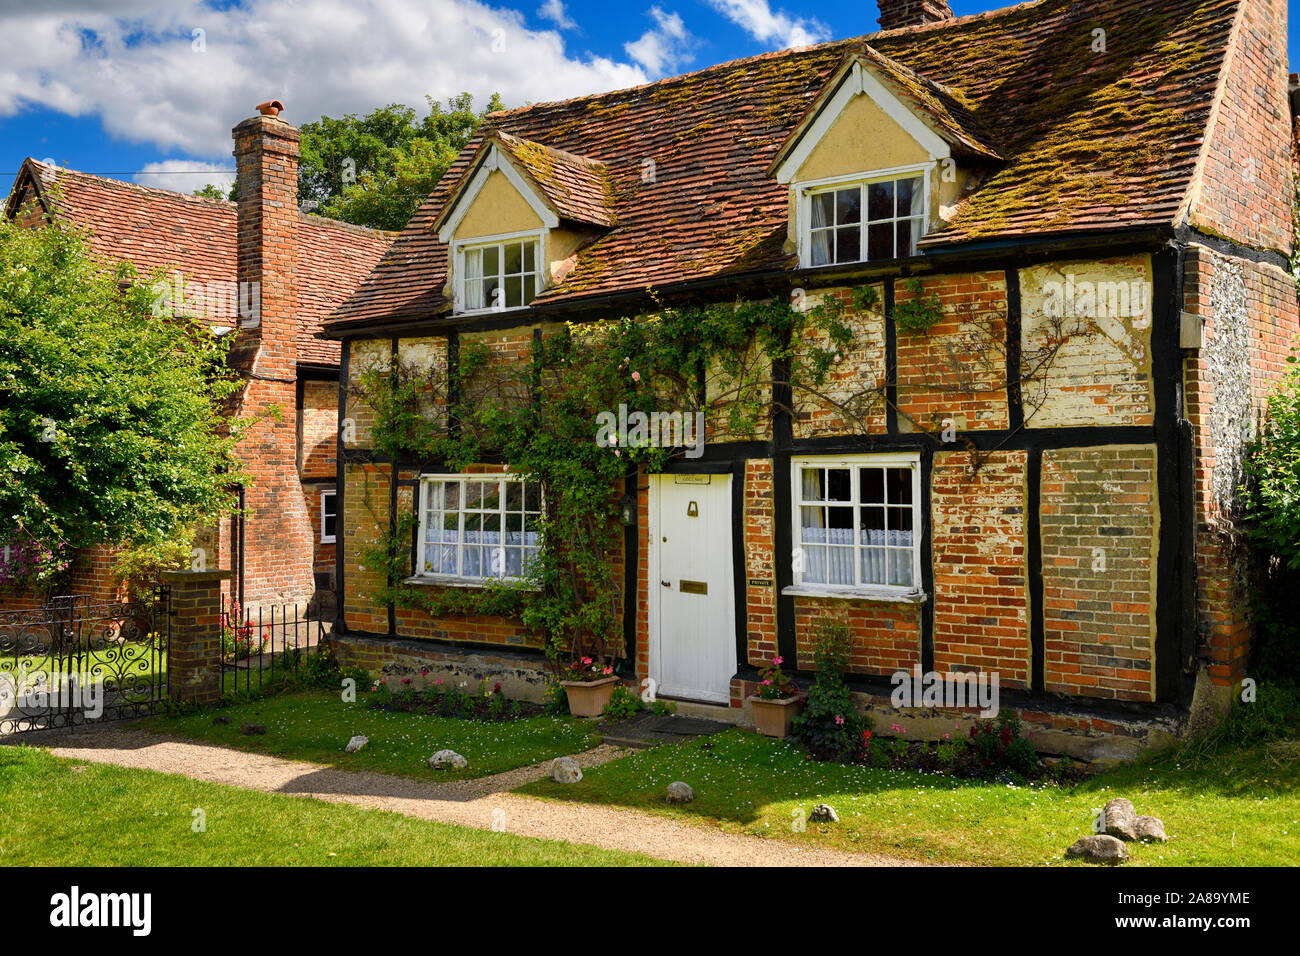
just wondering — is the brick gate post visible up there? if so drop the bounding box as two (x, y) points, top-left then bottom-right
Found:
(161, 570), (230, 705)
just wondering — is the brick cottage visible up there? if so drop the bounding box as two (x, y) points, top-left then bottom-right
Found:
(3, 106), (393, 615)
(315, 0), (1294, 759)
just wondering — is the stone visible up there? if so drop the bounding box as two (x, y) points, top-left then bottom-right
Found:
(429, 749), (467, 769)
(1134, 815), (1168, 842)
(1104, 797), (1138, 841)
(345, 735), (369, 753)
(549, 756), (583, 784)
(1066, 834), (1129, 864)
(666, 781), (695, 804)
(240, 723), (266, 735)
(809, 803), (839, 823)
(212, 715), (232, 725)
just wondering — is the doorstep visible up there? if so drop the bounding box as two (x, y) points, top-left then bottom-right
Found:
(597, 711), (737, 749)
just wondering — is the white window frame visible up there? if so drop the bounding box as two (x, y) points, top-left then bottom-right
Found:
(413, 473), (543, 586)
(784, 453), (925, 602)
(451, 229), (545, 315)
(320, 489), (337, 544)
(796, 164), (930, 269)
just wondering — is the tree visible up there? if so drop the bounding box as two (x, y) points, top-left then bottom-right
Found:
(298, 93), (503, 231)
(193, 182), (235, 201)
(0, 216), (247, 593)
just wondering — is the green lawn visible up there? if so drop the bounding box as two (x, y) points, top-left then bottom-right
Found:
(0, 746), (666, 866)
(516, 729), (1300, 866)
(143, 690), (599, 780)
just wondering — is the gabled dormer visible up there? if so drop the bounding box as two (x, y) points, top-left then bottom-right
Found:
(770, 46), (1000, 269)
(433, 132), (614, 314)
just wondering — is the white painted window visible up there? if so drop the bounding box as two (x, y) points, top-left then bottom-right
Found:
(417, 474), (542, 581)
(320, 490), (337, 544)
(454, 232), (542, 314)
(791, 454), (922, 595)
(799, 167), (927, 268)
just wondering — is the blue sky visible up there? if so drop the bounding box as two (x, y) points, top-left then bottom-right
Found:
(1, 0), (1296, 199)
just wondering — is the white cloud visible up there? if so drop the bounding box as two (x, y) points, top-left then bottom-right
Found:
(0, 0), (651, 160)
(624, 6), (693, 77)
(134, 160), (234, 195)
(705, 0), (829, 49)
(537, 0), (577, 30)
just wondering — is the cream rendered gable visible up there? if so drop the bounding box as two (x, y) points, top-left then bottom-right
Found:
(777, 65), (969, 259)
(441, 159), (592, 308)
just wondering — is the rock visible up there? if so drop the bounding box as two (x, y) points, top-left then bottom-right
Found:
(345, 735), (369, 753)
(1066, 834), (1129, 864)
(240, 723), (266, 736)
(809, 803), (839, 823)
(1104, 797), (1138, 841)
(1135, 815), (1168, 842)
(666, 781), (695, 804)
(212, 715), (232, 725)
(549, 757), (583, 784)
(428, 749), (467, 769)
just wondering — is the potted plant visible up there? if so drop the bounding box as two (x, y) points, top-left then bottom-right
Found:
(748, 655), (803, 738)
(558, 655), (620, 717)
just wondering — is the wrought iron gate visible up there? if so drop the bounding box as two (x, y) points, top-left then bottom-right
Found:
(0, 587), (170, 735)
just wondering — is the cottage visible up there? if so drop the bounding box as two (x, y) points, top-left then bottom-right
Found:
(3, 108), (394, 615)
(320, 0), (1297, 757)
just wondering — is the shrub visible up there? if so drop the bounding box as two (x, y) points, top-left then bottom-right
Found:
(968, 710), (1038, 778)
(791, 619), (871, 761)
(543, 680), (570, 716)
(603, 683), (644, 720)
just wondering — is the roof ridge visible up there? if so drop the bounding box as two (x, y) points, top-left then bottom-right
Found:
(481, 0), (1050, 124)
(490, 130), (608, 170)
(27, 158), (395, 239)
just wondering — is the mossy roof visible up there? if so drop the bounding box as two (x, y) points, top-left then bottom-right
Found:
(325, 0), (1240, 331)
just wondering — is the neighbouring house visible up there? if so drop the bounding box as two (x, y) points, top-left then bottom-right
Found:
(2, 105), (394, 616)
(318, 0), (1295, 759)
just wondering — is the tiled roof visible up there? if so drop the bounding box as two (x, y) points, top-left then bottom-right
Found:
(326, 0), (1241, 331)
(7, 160), (393, 365)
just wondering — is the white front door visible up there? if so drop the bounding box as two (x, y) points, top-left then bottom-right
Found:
(650, 474), (736, 703)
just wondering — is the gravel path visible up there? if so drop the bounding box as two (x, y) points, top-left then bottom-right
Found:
(30, 727), (914, 867)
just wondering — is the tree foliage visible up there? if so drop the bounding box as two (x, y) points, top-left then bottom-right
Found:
(0, 216), (247, 591)
(298, 93), (502, 231)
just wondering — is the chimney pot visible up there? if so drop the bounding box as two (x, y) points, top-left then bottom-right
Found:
(256, 99), (285, 117)
(877, 0), (954, 31)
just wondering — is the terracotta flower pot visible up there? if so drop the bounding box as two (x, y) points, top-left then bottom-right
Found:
(561, 675), (620, 718)
(748, 694), (804, 738)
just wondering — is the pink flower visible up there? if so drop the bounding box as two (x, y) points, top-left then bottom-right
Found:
(772, 656), (783, 665)
(603, 667), (613, 675)
(631, 371), (641, 382)
(835, 715), (845, 725)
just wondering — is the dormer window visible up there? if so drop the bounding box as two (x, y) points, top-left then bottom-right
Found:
(802, 168), (926, 268)
(455, 232), (542, 313)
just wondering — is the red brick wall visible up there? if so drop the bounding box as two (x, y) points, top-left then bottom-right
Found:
(1184, 244), (1299, 689)
(743, 459), (778, 666)
(1040, 445), (1158, 702)
(896, 271), (1009, 433)
(1187, 0), (1293, 255)
(793, 597), (921, 677)
(930, 450), (1030, 688)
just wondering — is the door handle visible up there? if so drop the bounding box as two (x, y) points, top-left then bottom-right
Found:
(661, 580), (670, 588)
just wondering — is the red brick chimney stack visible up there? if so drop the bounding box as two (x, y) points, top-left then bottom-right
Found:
(232, 103), (298, 373)
(229, 103), (315, 610)
(877, 0), (954, 31)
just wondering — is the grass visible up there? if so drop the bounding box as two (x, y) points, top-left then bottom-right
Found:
(0, 746), (667, 866)
(515, 729), (1300, 866)
(142, 689), (598, 780)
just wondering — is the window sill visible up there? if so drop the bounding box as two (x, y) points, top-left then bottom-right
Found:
(403, 574), (539, 591)
(781, 584), (928, 604)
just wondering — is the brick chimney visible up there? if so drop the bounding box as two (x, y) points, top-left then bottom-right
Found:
(877, 0), (954, 30)
(228, 103), (315, 611)
(232, 101), (298, 373)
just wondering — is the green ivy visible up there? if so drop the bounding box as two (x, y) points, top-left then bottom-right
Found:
(891, 278), (943, 335)
(355, 292), (860, 670)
